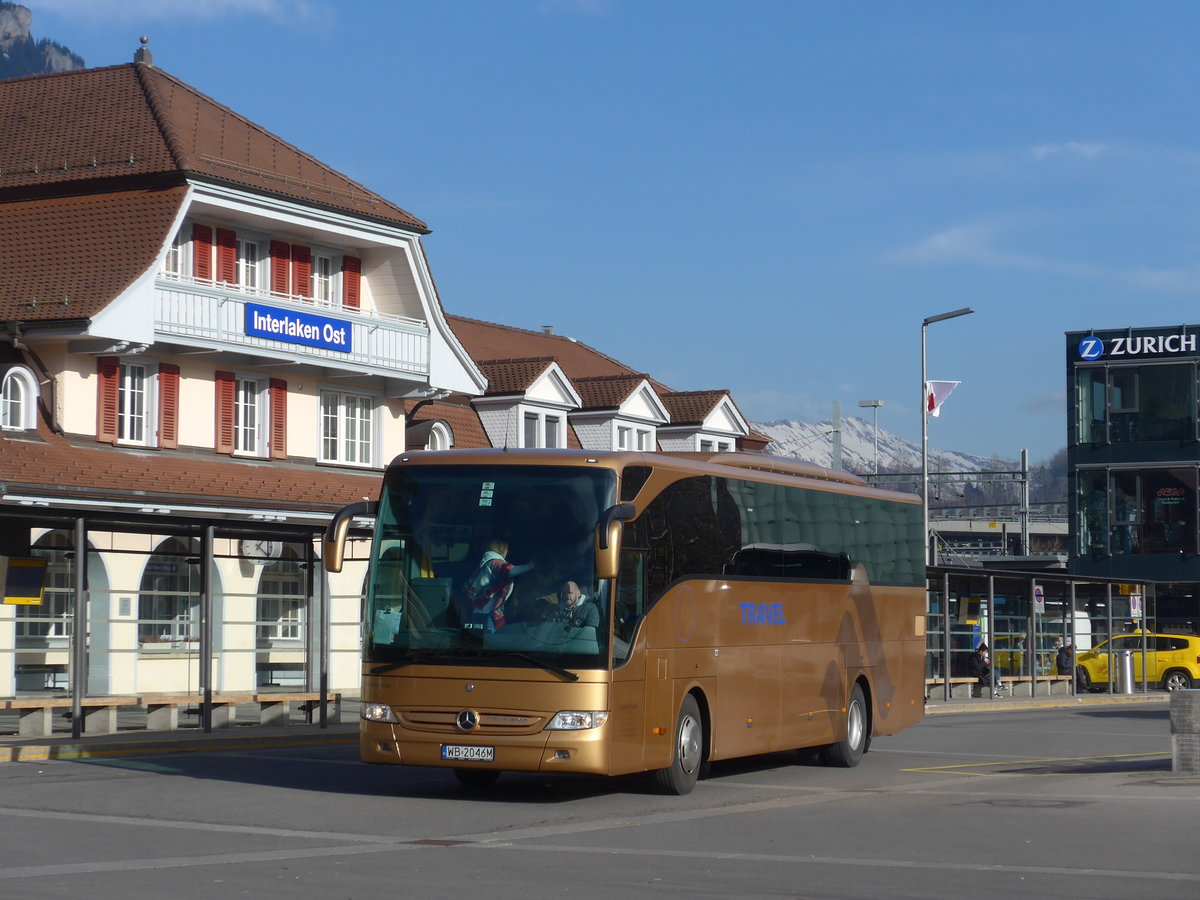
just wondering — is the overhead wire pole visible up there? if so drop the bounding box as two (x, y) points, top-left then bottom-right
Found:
(921, 307), (975, 564)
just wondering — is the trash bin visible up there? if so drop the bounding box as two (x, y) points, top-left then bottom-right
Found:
(1114, 650), (1135, 694)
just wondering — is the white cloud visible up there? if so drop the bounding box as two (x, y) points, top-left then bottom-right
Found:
(538, 0), (613, 14)
(31, 0), (322, 24)
(1020, 389), (1066, 415)
(1030, 142), (1107, 160)
(889, 218), (1200, 294)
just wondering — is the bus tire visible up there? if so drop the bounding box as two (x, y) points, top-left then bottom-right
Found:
(453, 768), (501, 788)
(654, 694), (704, 795)
(819, 683), (868, 768)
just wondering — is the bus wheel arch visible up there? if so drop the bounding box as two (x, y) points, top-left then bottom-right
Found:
(653, 690), (708, 795)
(819, 679), (871, 768)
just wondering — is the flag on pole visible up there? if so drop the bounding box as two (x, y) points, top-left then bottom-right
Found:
(925, 380), (960, 418)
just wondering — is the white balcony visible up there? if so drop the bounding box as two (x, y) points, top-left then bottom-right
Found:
(154, 276), (429, 379)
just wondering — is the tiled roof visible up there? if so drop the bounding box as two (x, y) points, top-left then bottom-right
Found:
(572, 373), (650, 410)
(477, 357), (557, 395)
(0, 186), (187, 321)
(660, 390), (729, 426)
(0, 63), (426, 231)
(0, 427), (381, 515)
(448, 316), (639, 382)
(405, 399), (491, 450)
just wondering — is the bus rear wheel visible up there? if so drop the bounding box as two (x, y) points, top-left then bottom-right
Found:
(819, 683), (869, 768)
(654, 694), (704, 795)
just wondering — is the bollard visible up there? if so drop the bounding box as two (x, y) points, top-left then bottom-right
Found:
(1114, 649), (1135, 694)
(1170, 690), (1200, 775)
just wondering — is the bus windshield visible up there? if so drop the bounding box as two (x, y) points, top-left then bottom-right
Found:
(365, 463), (617, 672)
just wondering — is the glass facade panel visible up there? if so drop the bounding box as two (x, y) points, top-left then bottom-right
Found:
(1077, 469), (1108, 556)
(1137, 364), (1194, 441)
(1112, 471), (1139, 555)
(1141, 468), (1196, 553)
(1077, 368), (1106, 443)
(1076, 363), (1197, 444)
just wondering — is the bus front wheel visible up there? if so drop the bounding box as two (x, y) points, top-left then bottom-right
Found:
(819, 683), (869, 768)
(654, 694), (704, 795)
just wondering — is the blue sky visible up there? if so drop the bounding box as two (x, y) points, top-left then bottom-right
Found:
(25, 1), (1200, 463)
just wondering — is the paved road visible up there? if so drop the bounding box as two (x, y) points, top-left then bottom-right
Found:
(0, 702), (1196, 899)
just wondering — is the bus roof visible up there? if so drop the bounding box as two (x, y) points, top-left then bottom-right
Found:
(387, 449), (919, 504)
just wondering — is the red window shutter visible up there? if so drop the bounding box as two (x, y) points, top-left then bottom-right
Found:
(158, 364), (180, 449)
(214, 371), (236, 455)
(342, 255), (361, 310)
(291, 244), (311, 298)
(193, 224), (213, 281)
(96, 356), (120, 444)
(216, 228), (237, 284)
(269, 378), (287, 460)
(270, 241), (290, 296)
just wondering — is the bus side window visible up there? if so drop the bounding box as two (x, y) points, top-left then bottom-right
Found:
(616, 549), (645, 640)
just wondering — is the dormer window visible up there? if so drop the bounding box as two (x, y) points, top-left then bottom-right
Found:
(523, 411), (563, 448)
(1, 365), (38, 431)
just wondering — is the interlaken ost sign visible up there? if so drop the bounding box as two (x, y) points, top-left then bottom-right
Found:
(244, 302), (351, 353)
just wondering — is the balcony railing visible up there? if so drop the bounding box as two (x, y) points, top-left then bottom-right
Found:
(154, 275), (429, 378)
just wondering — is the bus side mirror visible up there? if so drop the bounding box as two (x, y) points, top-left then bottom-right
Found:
(595, 503), (636, 580)
(323, 500), (377, 573)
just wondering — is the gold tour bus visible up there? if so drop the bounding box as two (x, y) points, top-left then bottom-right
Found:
(323, 449), (926, 794)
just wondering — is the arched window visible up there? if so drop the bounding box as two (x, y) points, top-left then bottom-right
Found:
(18, 531), (72, 644)
(138, 538), (200, 648)
(425, 421), (452, 451)
(1, 365), (38, 431)
(258, 551), (305, 642)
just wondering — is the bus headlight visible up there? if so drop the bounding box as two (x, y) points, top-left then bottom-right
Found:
(361, 703), (399, 723)
(545, 710), (609, 731)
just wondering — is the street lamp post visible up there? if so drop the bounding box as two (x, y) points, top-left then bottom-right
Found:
(922, 307), (975, 565)
(858, 399), (883, 475)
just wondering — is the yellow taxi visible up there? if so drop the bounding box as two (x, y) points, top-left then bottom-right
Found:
(1075, 631), (1200, 692)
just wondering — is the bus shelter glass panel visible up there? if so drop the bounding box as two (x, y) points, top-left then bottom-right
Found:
(256, 549), (309, 689)
(990, 578), (1032, 679)
(13, 532), (73, 694)
(925, 584), (945, 681)
(1035, 581), (1072, 677)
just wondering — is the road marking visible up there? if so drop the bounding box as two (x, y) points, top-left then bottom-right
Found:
(901, 751), (1168, 776)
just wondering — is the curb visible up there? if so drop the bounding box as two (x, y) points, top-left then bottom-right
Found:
(925, 693), (1171, 715)
(0, 727), (358, 763)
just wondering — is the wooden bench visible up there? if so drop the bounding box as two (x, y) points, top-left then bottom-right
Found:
(2, 696), (140, 737)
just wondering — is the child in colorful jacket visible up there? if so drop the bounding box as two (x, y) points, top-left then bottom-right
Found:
(464, 540), (534, 631)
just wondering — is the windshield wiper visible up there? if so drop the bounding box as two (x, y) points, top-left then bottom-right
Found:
(499, 651), (579, 682)
(371, 649), (579, 681)
(369, 648), (456, 674)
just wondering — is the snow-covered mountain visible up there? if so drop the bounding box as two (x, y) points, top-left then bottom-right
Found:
(754, 416), (1009, 475)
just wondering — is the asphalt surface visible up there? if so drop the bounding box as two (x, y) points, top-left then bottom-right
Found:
(0, 691), (1171, 763)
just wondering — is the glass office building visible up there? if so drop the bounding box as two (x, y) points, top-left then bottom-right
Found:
(1067, 324), (1200, 632)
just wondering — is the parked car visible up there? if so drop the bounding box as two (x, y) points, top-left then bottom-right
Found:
(1075, 631), (1200, 692)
